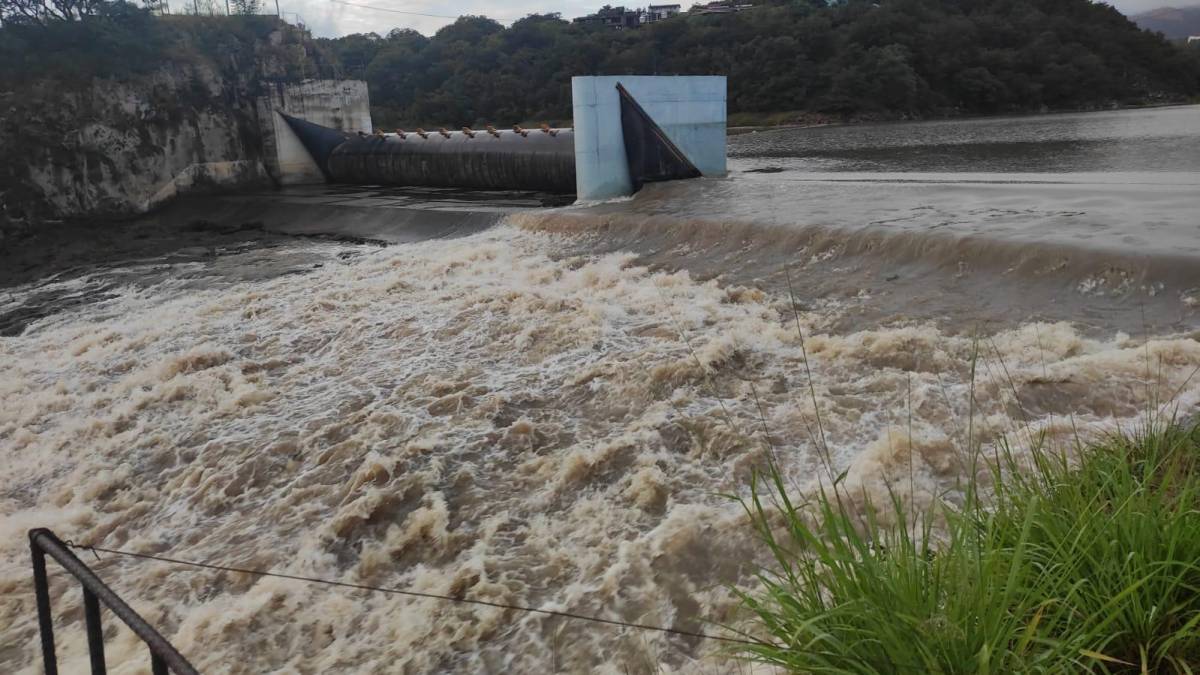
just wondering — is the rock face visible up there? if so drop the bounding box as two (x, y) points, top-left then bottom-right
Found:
(2, 63), (268, 224)
(0, 21), (353, 235)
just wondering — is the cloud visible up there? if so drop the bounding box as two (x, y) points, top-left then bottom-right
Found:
(290, 0), (1183, 38)
(292, 0), (598, 38)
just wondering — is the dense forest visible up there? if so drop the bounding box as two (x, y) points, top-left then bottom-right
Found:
(319, 0), (1200, 128)
(1, 0), (1198, 128)
(0, 7), (329, 86)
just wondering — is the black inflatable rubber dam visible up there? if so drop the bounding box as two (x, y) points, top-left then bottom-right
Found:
(281, 86), (700, 196)
(283, 115), (576, 193)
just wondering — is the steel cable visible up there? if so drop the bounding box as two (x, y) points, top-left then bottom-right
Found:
(65, 542), (765, 647)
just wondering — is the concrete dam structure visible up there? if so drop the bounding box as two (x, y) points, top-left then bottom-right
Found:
(331, 128), (577, 193)
(273, 76), (727, 200)
(284, 114), (578, 193)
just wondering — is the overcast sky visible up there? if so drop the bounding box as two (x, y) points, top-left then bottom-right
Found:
(291, 0), (1180, 39)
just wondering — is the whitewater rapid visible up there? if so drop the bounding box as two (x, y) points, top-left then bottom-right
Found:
(2, 218), (1199, 673)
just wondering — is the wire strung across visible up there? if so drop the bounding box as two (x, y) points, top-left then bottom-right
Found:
(65, 541), (763, 648)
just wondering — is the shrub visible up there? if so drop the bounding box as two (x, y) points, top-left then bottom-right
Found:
(735, 421), (1200, 673)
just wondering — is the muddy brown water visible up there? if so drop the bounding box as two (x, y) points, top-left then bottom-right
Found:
(2, 107), (1199, 674)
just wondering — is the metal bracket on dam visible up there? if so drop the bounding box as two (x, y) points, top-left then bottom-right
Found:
(275, 75), (727, 200)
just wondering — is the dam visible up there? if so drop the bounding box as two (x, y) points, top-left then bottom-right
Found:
(283, 115), (578, 193)
(268, 75), (727, 201)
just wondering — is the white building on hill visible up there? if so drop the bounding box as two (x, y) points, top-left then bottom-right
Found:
(647, 4), (681, 22)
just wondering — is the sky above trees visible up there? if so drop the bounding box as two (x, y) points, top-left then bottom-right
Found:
(322, 0), (1199, 127)
(294, 0), (1182, 38)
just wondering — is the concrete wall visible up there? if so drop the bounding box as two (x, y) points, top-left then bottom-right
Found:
(257, 79), (371, 186)
(145, 160), (270, 211)
(267, 111), (326, 185)
(571, 75), (726, 201)
(264, 79), (372, 131)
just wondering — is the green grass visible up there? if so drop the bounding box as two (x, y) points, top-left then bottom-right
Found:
(733, 421), (1200, 673)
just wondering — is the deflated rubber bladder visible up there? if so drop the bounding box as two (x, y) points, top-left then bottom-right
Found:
(280, 114), (352, 179)
(281, 86), (703, 195)
(282, 114), (576, 193)
(616, 83), (702, 191)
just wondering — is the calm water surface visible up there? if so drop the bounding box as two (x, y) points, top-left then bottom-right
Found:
(729, 105), (1200, 173)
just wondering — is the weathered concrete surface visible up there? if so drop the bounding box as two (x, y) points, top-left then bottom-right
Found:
(146, 160), (272, 210)
(256, 80), (372, 186)
(572, 76), (727, 200)
(261, 80), (372, 131)
(268, 113), (327, 185)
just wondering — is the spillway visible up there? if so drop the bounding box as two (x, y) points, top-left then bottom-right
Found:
(283, 114), (576, 193)
(269, 76), (726, 198)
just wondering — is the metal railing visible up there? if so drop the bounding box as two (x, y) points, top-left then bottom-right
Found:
(28, 528), (200, 675)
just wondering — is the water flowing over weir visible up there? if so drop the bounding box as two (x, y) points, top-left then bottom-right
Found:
(329, 129), (579, 193)
(520, 167), (1200, 335)
(3, 213), (1200, 673)
(274, 75), (726, 198)
(282, 114), (578, 193)
(2, 107), (1200, 673)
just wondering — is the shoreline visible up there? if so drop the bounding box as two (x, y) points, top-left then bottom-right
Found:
(726, 99), (1199, 135)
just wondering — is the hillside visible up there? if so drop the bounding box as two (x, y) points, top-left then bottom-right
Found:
(0, 9), (334, 231)
(322, 0), (1200, 128)
(1132, 6), (1200, 39)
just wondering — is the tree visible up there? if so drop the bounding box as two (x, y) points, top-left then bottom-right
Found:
(317, 0), (1200, 126)
(230, 0), (259, 15)
(0, 0), (107, 25)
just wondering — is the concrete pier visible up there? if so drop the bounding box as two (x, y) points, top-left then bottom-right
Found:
(265, 76), (728, 200)
(256, 80), (372, 186)
(572, 76), (726, 200)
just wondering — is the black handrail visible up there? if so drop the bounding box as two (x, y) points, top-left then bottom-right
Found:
(28, 528), (200, 675)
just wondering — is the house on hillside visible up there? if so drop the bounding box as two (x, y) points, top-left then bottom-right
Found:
(574, 5), (643, 28)
(689, 1), (754, 14)
(1189, 36), (1200, 44)
(646, 4), (681, 22)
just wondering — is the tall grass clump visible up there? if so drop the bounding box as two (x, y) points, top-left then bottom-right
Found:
(734, 421), (1200, 673)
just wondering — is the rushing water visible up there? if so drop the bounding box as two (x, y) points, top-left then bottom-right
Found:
(2, 107), (1199, 674)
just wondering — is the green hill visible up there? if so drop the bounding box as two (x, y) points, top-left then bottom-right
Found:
(321, 0), (1200, 128)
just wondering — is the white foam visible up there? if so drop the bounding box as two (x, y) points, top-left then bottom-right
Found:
(1, 225), (1197, 672)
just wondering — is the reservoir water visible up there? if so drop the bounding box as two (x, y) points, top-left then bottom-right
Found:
(730, 105), (1200, 173)
(2, 106), (1198, 673)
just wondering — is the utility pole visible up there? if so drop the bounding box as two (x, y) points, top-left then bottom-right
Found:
(275, 0), (280, 16)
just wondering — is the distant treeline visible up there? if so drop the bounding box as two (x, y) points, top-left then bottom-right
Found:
(320, 0), (1200, 128)
(1, 0), (1197, 128)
